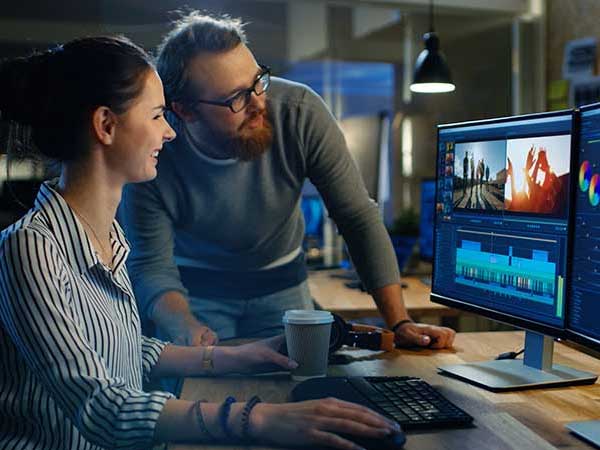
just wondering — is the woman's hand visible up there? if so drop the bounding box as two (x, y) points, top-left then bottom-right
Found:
(250, 398), (401, 450)
(213, 335), (297, 374)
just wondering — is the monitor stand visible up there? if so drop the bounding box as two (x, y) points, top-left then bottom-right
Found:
(438, 330), (597, 391)
(566, 421), (600, 448)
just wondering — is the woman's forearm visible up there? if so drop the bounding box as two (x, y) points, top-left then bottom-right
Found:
(150, 344), (238, 378)
(154, 399), (247, 444)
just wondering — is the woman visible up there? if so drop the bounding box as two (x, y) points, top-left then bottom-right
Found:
(0, 37), (399, 449)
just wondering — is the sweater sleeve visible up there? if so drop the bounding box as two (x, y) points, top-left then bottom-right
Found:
(298, 87), (401, 290)
(0, 228), (174, 449)
(121, 181), (188, 321)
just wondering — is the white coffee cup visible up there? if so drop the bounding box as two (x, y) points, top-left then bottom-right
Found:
(283, 310), (333, 381)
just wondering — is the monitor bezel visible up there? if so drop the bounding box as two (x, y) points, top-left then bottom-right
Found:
(565, 102), (600, 352)
(431, 109), (577, 340)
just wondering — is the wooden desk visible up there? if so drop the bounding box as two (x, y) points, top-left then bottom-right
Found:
(308, 269), (458, 322)
(172, 331), (600, 450)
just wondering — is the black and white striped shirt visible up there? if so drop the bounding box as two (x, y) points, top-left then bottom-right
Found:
(0, 181), (173, 450)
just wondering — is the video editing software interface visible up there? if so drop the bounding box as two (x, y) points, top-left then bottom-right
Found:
(419, 179), (435, 261)
(569, 104), (600, 343)
(432, 112), (573, 328)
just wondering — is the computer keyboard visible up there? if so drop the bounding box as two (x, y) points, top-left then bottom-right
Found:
(354, 376), (474, 430)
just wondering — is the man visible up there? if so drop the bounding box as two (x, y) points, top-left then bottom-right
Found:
(462, 151), (468, 194)
(470, 154), (475, 197)
(121, 12), (455, 349)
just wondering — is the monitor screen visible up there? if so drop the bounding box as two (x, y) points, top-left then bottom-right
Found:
(431, 111), (574, 334)
(568, 103), (600, 347)
(301, 195), (324, 237)
(339, 114), (384, 202)
(419, 179), (435, 261)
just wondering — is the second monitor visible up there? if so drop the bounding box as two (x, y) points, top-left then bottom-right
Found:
(565, 102), (600, 446)
(431, 109), (596, 390)
(419, 178), (435, 263)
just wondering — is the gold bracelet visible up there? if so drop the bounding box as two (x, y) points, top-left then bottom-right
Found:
(201, 346), (215, 373)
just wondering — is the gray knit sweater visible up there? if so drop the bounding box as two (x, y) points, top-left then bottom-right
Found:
(121, 77), (400, 319)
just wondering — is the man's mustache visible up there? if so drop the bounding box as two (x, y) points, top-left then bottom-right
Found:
(239, 108), (268, 130)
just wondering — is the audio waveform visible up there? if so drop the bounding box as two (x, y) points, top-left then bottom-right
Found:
(455, 240), (556, 305)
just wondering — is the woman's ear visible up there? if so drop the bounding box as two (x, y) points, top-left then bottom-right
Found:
(91, 106), (118, 145)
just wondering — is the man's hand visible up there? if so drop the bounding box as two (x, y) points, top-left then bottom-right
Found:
(371, 284), (456, 350)
(151, 291), (219, 346)
(167, 316), (219, 346)
(394, 322), (455, 349)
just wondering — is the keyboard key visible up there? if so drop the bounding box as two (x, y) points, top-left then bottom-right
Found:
(361, 377), (474, 430)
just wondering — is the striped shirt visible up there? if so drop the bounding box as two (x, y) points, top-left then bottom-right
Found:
(0, 181), (173, 450)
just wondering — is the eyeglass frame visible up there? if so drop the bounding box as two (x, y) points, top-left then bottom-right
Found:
(188, 64), (271, 113)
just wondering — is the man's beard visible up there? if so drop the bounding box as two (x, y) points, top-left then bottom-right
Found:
(185, 106), (274, 161)
(227, 107), (273, 161)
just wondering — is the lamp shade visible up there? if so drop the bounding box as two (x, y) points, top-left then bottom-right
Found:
(410, 32), (455, 93)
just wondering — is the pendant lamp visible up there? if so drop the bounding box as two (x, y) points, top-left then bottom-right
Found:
(410, 0), (455, 93)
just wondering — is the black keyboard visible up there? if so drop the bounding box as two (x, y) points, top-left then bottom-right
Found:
(356, 376), (474, 430)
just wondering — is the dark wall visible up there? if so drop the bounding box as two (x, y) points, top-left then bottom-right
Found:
(0, 1), (288, 70)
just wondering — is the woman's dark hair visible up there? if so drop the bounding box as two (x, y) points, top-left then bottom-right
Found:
(156, 11), (247, 106)
(0, 35), (154, 162)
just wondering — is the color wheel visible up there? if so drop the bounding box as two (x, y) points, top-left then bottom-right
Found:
(590, 174), (600, 207)
(580, 160), (592, 192)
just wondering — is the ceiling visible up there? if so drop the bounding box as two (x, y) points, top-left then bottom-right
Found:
(0, 0), (527, 66)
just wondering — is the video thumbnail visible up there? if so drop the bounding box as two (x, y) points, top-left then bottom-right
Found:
(453, 140), (507, 211)
(504, 135), (571, 215)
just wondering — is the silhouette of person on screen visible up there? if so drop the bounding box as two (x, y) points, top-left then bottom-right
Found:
(506, 146), (565, 214)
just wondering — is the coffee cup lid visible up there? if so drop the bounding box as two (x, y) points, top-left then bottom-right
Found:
(282, 309), (334, 325)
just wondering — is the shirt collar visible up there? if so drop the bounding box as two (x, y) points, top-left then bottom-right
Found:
(34, 180), (130, 275)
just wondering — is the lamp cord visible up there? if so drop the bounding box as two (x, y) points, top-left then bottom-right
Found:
(429, 0), (435, 33)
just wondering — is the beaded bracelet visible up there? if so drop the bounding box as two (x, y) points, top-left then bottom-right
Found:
(193, 400), (215, 441)
(219, 396), (237, 440)
(241, 395), (262, 441)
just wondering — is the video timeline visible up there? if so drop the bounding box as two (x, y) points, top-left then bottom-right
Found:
(454, 229), (561, 307)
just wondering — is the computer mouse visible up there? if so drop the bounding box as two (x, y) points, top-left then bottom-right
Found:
(339, 430), (406, 450)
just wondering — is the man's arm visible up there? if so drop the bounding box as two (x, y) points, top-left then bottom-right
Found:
(371, 284), (455, 349)
(151, 291), (218, 346)
(121, 182), (217, 345)
(296, 86), (454, 348)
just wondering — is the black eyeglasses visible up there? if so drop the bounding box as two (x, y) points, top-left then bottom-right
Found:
(191, 65), (271, 113)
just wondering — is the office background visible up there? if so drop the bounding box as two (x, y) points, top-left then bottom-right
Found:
(5, 4), (600, 449)
(0, 0), (595, 219)
(1, 0), (599, 327)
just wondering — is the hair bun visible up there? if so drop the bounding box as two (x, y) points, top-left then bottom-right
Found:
(1, 36), (153, 162)
(0, 51), (58, 126)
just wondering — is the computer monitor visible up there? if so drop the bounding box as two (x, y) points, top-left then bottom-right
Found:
(336, 112), (392, 286)
(419, 179), (436, 262)
(565, 102), (600, 445)
(300, 194), (325, 265)
(431, 110), (596, 391)
(339, 112), (390, 208)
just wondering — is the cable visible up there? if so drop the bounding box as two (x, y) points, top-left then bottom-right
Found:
(495, 348), (524, 360)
